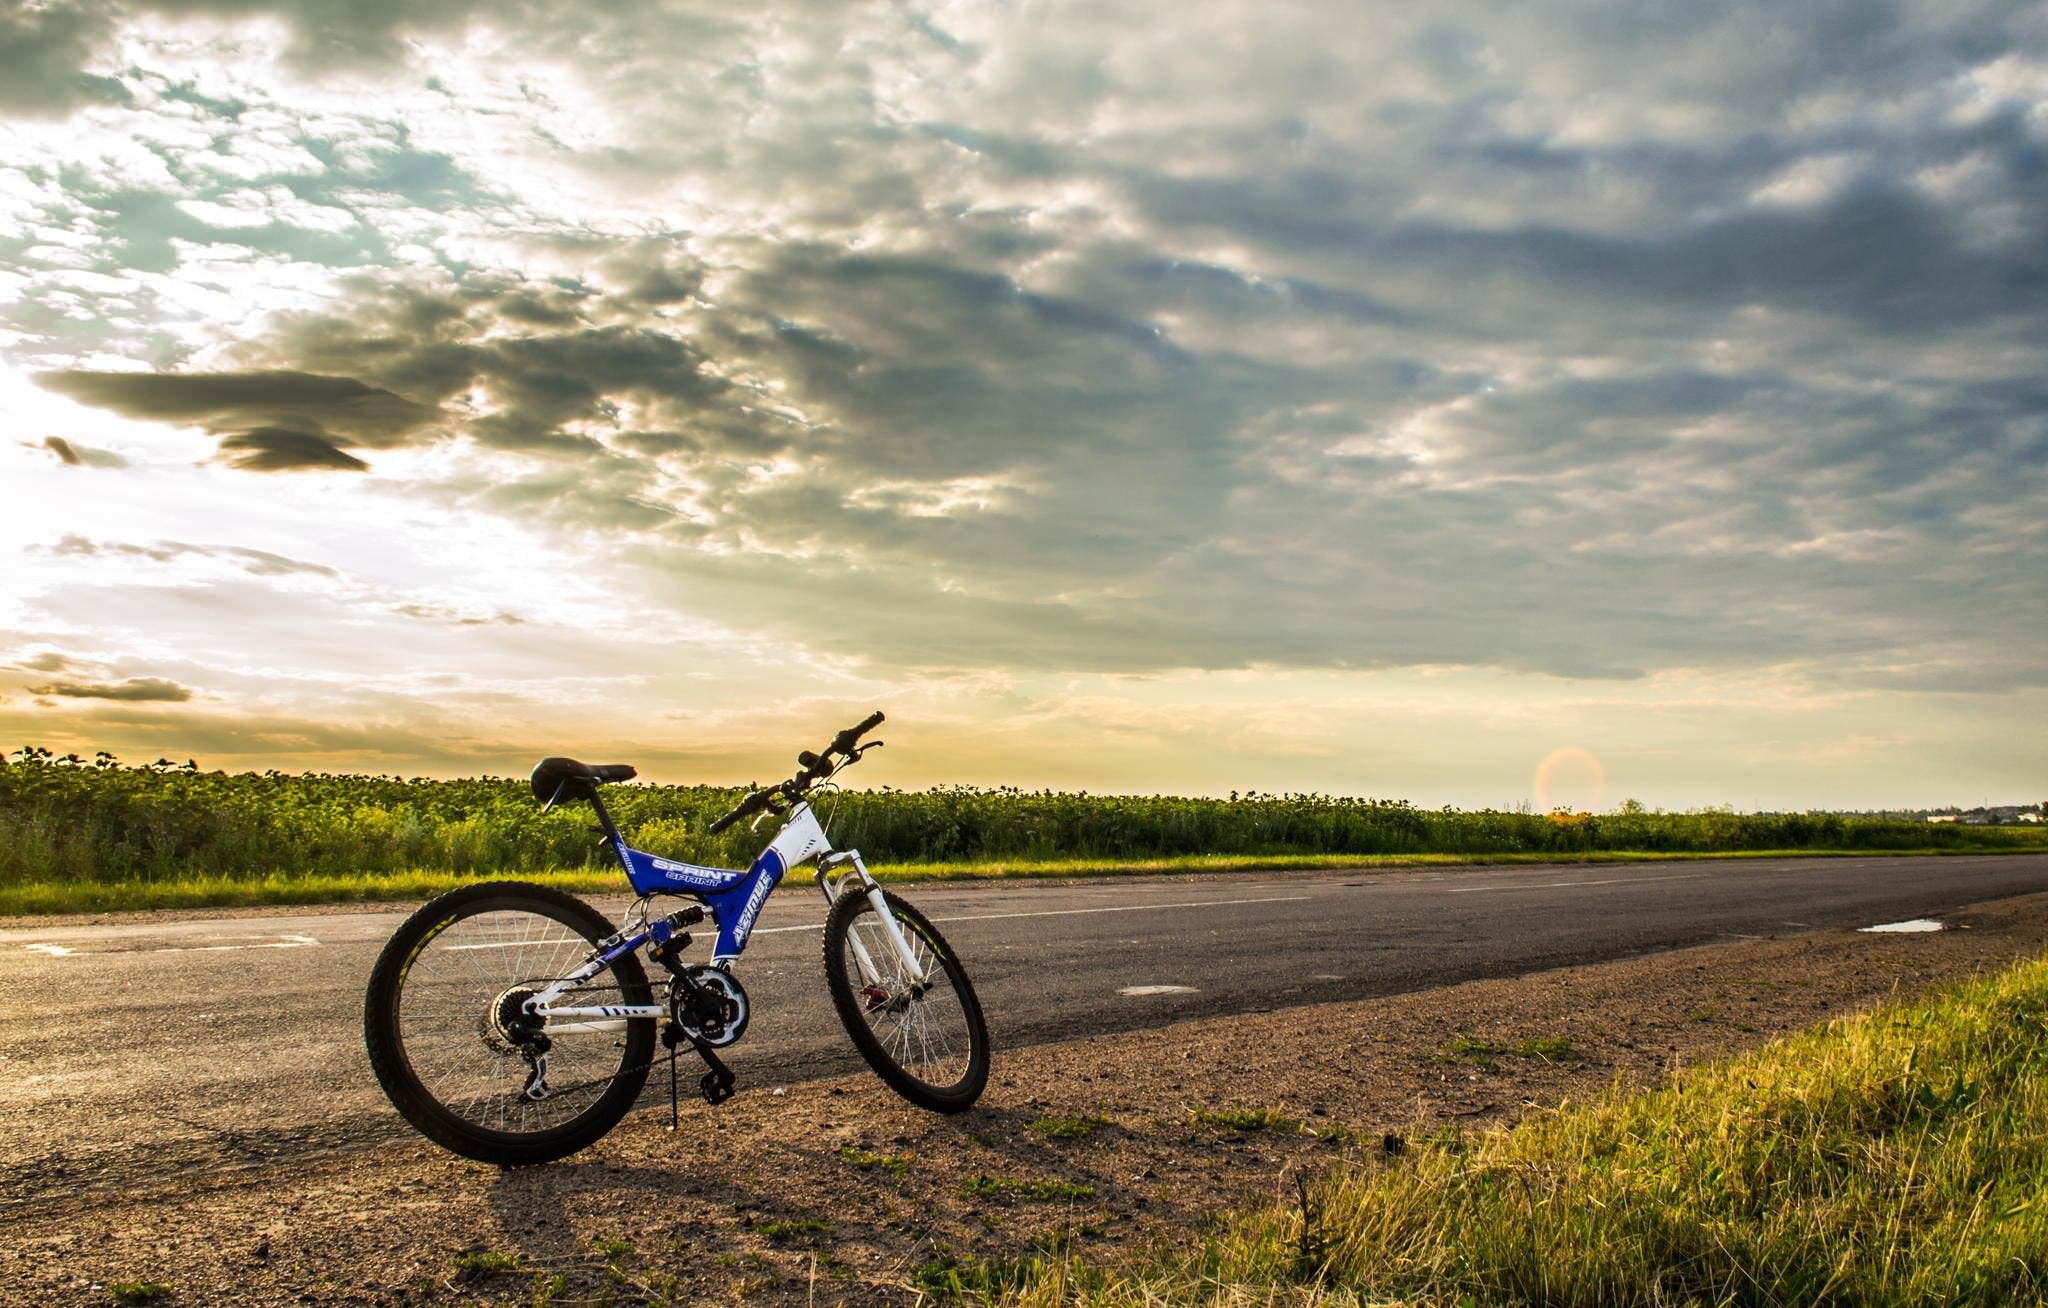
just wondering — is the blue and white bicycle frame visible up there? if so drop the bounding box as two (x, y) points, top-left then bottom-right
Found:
(524, 798), (925, 1034)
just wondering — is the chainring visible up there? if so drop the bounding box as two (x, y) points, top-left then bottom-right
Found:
(671, 965), (750, 1048)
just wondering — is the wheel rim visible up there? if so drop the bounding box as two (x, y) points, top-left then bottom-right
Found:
(394, 903), (634, 1137)
(843, 906), (976, 1092)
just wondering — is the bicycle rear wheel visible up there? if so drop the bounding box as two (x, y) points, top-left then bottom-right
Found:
(822, 887), (989, 1112)
(364, 880), (654, 1165)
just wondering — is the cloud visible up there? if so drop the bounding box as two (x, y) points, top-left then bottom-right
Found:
(0, 2), (130, 117)
(35, 436), (130, 468)
(35, 368), (437, 471)
(29, 677), (194, 702)
(3, 0), (2046, 721)
(391, 602), (525, 626)
(45, 535), (340, 576)
(34, 369), (435, 436)
(215, 426), (369, 471)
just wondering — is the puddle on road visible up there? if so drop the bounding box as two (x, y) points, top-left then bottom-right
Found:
(1120, 984), (1198, 996)
(1859, 918), (1945, 933)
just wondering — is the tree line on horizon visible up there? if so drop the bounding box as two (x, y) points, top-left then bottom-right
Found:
(3, 746), (2039, 888)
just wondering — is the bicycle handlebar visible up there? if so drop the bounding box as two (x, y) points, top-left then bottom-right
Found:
(705, 711), (885, 835)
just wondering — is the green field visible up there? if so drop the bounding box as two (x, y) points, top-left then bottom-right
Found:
(1009, 950), (2048, 1307)
(4, 746), (2043, 914)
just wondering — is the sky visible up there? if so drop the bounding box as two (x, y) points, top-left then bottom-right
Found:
(1, 0), (2044, 810)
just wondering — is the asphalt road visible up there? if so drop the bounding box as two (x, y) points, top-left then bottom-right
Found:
(4, 853), (2047, 1212)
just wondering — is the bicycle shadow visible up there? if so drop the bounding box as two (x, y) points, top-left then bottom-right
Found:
(480, 1099), (1090, 1297)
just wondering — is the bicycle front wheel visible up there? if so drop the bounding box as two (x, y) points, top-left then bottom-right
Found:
(822, 887), (990, 1112)
(364, 880), (655, 1165)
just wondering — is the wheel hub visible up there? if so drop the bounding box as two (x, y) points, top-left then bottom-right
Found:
(481, 986), (542, 1054)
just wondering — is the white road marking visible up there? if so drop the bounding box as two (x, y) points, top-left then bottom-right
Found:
(748, 892), (1317, 936)
(1859, 919), (1944, 933)
(1120, 984), (1198, 996)
(21, 934), (319, 958)
(147, 933), (320, 954)
(1444, 874), (1703, 895)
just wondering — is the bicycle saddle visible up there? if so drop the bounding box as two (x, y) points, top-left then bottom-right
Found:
(530, 756), (637, 802)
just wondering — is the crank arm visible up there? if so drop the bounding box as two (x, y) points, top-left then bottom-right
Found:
(664, 1021), (736, 1106)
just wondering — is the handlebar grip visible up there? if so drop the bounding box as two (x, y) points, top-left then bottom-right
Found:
(707, 788), (765, 835)
(833, 710), (885, 752)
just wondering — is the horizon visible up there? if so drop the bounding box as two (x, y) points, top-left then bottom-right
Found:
(4, 2), (2045, 813)
(8, 742), (2039, 818)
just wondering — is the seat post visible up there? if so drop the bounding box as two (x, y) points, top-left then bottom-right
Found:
(586, 788), (630, 869)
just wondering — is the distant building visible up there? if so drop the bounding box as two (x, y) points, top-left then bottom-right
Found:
(2022, 812), (2044, 824)
(1927, 814), (1958, 823)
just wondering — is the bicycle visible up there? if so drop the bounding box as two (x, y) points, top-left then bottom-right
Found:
(363, 711), (991, 1165)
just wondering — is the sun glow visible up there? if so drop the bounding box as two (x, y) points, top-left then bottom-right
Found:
(1533, 746), (1606, 813)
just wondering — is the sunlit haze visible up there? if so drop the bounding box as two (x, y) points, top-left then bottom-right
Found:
(3, 2), (2044, 810)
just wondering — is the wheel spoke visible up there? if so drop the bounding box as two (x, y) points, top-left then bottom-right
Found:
(393, 904), (629, 1135)
(835, 897), (979, 1094)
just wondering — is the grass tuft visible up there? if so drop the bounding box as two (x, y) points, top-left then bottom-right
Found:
(109, 1285), (172, 1306)
(1435, 1033), (1577, 1069)
(962, 1175), (1097, 1201)
(914, 1252), (1047, 1300)
(752, 1216), (830, 1241)
(451, 1250), (522, 1276)
(1027, 1114), (1114, 1140)
(1005, 950), (2048, 1307)
(1189, 1106), (1309, 1134)
(837, 1145), (911, 1176)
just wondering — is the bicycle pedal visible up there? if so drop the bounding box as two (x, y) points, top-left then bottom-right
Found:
(699, 1068), (735, 1106)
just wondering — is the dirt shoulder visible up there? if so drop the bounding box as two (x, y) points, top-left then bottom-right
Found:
(12, 893), (2048, 1307)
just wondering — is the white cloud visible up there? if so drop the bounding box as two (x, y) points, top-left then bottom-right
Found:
(0, 0), (2042, 802)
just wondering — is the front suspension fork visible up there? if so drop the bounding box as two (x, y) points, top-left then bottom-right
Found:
(816, 852), (925, 984)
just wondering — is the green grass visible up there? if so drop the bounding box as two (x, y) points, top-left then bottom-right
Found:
(1190, 1106), (1309, 1134)
(1007, 951), (2048, 1307)
(1436, 1034), (1578, 1069)
(962, 1175), (1098, 1201)
(752, 1216), (830, 1240)
(916, 1253), (1048, 1300)
(1028, 1114), (1115, 1140)
(451, 1250), (523, 1276)
(7, 747), (2042, 915)
(837, 1145), (911, 1175)
(109, 1285), (172, 1307)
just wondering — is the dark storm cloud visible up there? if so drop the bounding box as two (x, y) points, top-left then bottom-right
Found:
(29, 677), (193, 702)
